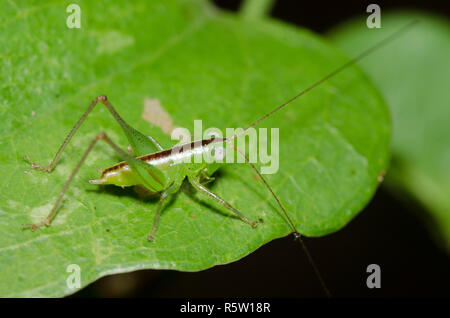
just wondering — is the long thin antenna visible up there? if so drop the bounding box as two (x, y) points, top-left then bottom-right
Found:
(224, 20), (418, 297)
(228, 20), (418, 141)
(232, 146), (331, 297)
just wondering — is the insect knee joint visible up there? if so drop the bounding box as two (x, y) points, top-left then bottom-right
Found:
(95, 95), (108, 103)
(97, 132), (107, 140)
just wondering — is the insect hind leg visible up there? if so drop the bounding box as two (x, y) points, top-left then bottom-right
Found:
(23, 132), (129, 231)
(24, 95), (163, 173)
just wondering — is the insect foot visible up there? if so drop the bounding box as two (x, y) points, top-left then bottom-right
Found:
(147, 234), (155, 242)
(251, 220), (259, 228)
(22, 223), (38, 231)
(22, 218), (50, 231)
(24, 155), (53, 172)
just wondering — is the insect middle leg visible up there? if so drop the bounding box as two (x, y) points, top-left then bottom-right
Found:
(23, 132), (133, 231)
(188, 176), (259, 228)
(147, 189), (170, 242)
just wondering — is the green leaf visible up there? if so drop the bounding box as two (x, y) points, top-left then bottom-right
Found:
(329, 12), (450, 250)
(0, 0), (389, 296)
(240, 0), (275, 20)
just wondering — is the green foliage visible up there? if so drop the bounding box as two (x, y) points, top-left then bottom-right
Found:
(0, 0), (389, 296)
(330, 12), (450, 249)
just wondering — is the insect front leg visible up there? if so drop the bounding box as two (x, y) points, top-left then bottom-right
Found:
(188, 176), (259, 228)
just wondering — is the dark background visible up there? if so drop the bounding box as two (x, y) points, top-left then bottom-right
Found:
(72, 0), (450, 298)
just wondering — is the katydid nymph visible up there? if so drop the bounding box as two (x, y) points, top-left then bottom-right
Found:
(22, 21), (416, 297)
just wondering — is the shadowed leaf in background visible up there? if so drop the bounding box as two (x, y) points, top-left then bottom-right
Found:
(330, 12), (450, 250)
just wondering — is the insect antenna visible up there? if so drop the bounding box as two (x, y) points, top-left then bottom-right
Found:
(232, 146), (331, 297)
(223, 20), (418, 297)
(228, 19), (418, 141)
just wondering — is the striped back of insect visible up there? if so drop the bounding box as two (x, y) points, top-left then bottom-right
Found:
(90, 137), (226, 187)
